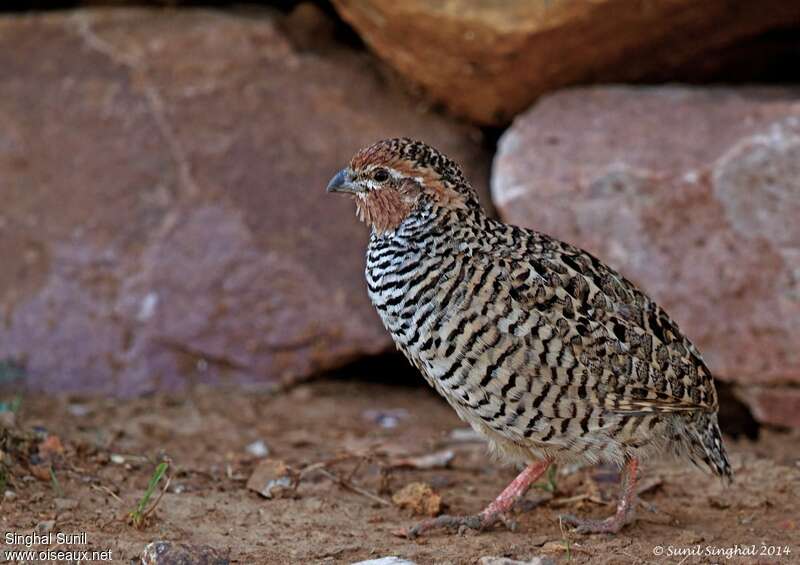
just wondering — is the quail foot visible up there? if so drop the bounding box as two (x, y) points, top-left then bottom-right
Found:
(327, 138), (732, 537)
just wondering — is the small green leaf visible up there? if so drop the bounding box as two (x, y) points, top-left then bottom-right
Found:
(128, 461), (169, 528)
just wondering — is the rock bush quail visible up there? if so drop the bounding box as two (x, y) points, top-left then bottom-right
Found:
(327, 138), (732, 536)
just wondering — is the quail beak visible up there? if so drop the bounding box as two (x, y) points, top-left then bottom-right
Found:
(326, 168), (359, 194)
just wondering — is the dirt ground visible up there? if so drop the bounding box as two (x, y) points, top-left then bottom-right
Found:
(1, 375), (798, 565)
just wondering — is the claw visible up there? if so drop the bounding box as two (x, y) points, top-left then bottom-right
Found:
(560, 512), (629, 534)
(404, 510), (524, 539)
(497, 513), (518, 532)
(405, 514), (484, 539)
(401, 460), (553, 539)
(559, 457), (640, 535)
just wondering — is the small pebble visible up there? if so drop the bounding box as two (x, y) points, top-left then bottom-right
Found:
(245, 440), (270, 458)
(4, 490), (16, 501)
(54, 497), (78, 512)
(478, 558), (555, 565)
(391, 450), (454, 470)
(246, 460), (295, 499)
(67, 403), (91, 417)
(392, 482), (442, 517)
(362, 409), (409, 429)
(352, 558), (417, 565)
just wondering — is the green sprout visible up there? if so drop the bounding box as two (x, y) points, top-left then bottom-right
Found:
(49, 467), (64, 498)
(128, 462), (169, 528)
(559, 515), (573, 563)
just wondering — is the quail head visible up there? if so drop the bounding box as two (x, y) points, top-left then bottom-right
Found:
(327, 138), (731, 537)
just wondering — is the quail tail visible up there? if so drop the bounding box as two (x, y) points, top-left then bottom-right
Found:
(685, 412), (733, 484)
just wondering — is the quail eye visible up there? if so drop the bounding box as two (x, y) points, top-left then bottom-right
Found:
(372, 168), (390, 183)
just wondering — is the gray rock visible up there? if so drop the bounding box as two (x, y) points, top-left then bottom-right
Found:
(141, 541), (229, 565)
(0, 8), (489, 395)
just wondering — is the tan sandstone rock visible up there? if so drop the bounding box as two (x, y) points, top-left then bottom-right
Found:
(492, 86), (800, 428)
(0, 8), (490, 395)
(392, 482), (442, 517)
(331, 0), (800, 125)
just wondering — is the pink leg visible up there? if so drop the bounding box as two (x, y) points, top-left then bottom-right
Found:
(479, 459), (552, 519)
(561, 457), (640, 534)
(406, 459), (551, 538)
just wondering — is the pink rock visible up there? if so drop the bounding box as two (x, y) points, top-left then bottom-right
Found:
(736, 386), (800, 430)
(0, 9), (489, 395)
(493, 86), (800, 426)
